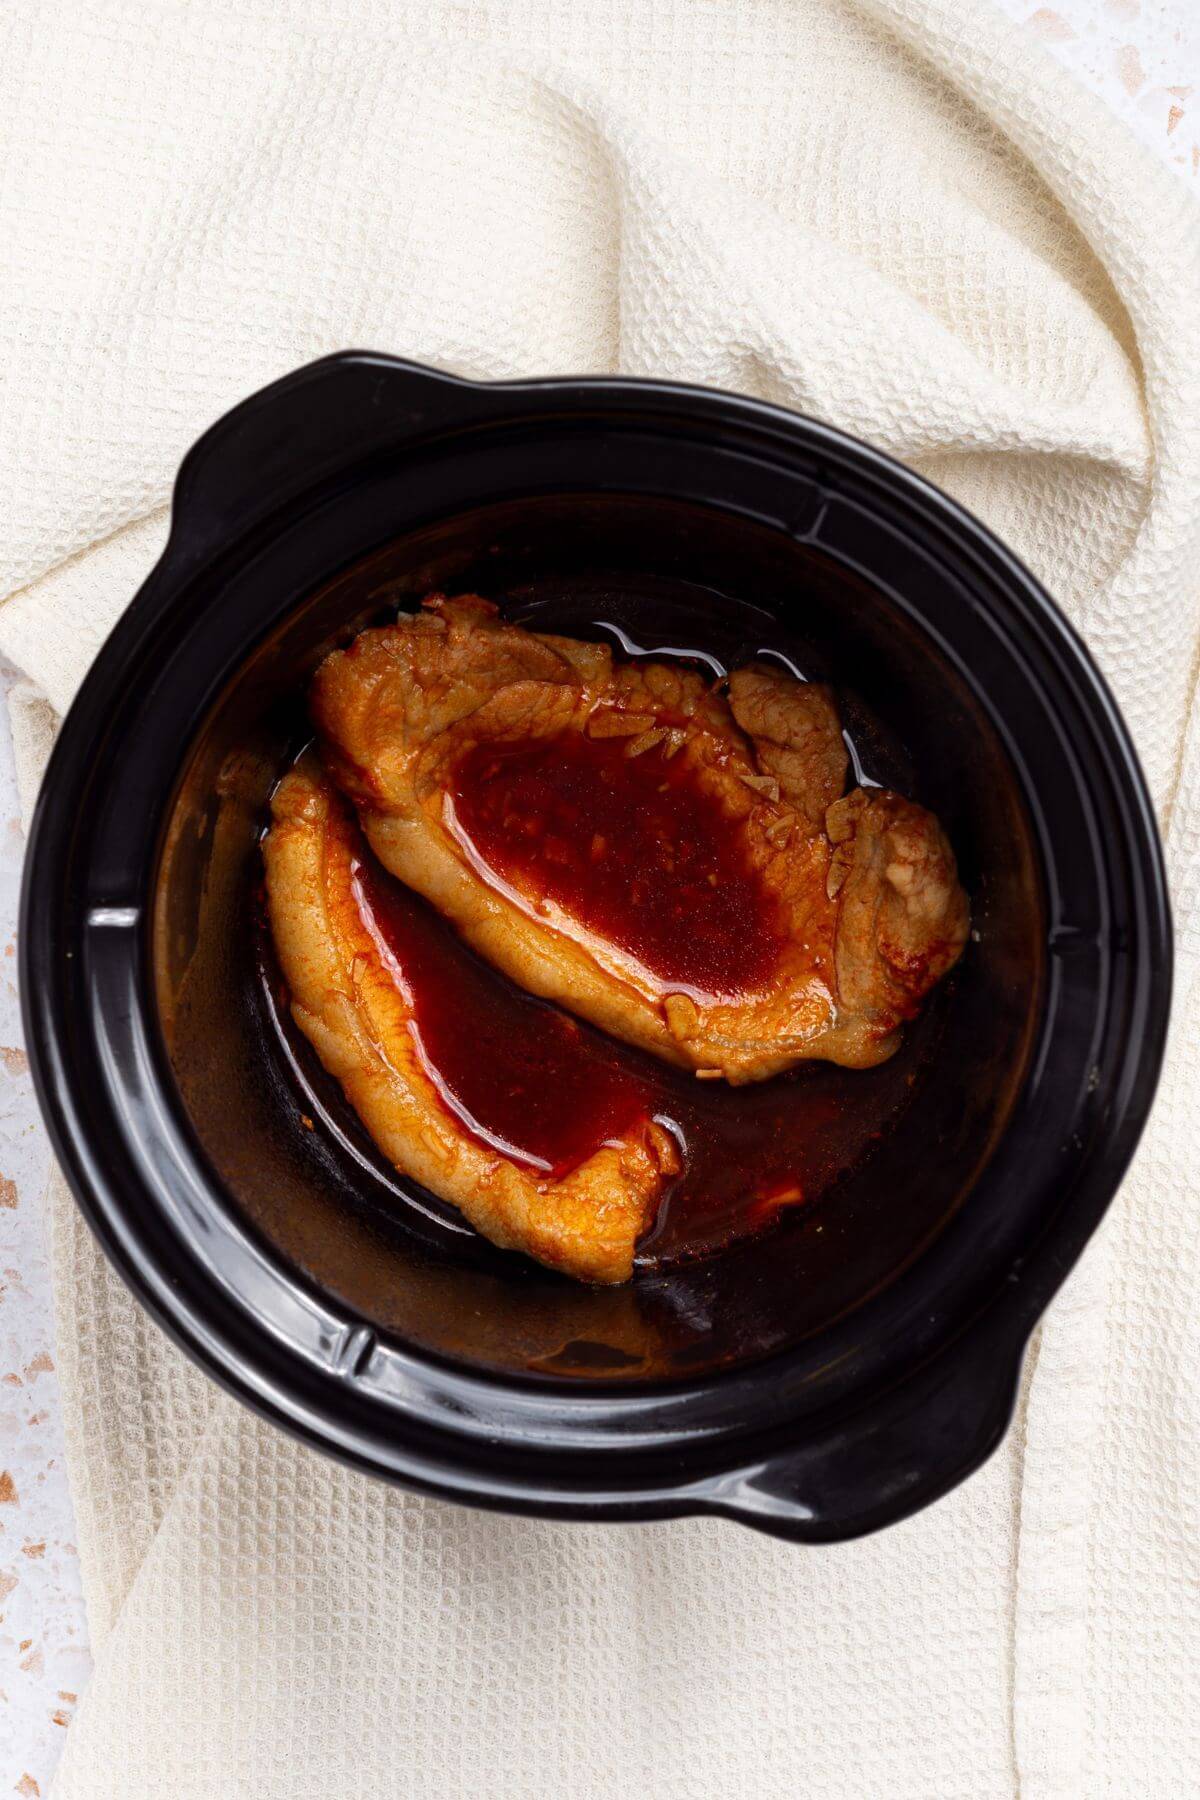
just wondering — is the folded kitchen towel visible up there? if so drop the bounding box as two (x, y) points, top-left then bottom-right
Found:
(2, 1), (1198, 1795)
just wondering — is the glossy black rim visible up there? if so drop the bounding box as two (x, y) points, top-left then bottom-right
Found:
(19, 356), (1172, 1541)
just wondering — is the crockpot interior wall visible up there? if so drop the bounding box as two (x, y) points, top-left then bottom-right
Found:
(154, 495), (1043, 1382)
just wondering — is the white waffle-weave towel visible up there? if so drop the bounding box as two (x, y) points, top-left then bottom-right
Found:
(2, 2), (1199, 1795)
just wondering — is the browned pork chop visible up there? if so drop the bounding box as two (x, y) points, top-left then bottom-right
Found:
(311, 595), (969, 1083)
(263, 757), (679, 1284)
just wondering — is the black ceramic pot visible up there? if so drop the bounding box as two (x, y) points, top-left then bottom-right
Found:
(19, 354), (1171, 1542)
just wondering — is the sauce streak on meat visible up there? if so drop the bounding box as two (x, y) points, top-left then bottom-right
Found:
(353, 850), (651, 1181)
(448, 731), (786, 997)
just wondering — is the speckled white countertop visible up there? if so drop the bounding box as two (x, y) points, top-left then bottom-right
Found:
(0, 658), (88, 1795)
(1, 3), (1197, 1792)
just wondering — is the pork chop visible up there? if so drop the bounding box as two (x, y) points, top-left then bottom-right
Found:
(311, 595), (968, 1082)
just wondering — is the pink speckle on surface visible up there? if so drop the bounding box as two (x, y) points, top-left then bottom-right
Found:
(1116, 42), (1147, 94)
(1027, 9), (1076, 44)
(1168, 103), (1184, 132)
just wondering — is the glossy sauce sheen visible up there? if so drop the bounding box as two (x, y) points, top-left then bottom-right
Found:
(352, 852), (648, 1180)
(448, 731), (785, 996)
(344, 837), (920, 1264)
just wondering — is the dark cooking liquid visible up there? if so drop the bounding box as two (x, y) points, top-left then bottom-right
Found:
(448, 731), (784, 996)
(299, 826), (920, 1265)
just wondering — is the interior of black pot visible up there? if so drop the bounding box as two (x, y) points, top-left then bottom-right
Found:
(153, 493), (1044, 1381)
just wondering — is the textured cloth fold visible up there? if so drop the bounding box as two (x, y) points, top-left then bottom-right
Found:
(2, 2), (1198, 1795)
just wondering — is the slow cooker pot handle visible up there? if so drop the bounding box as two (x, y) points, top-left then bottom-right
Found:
(162, 354), (495, 578)
(708, 1334), (1027, 1543)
